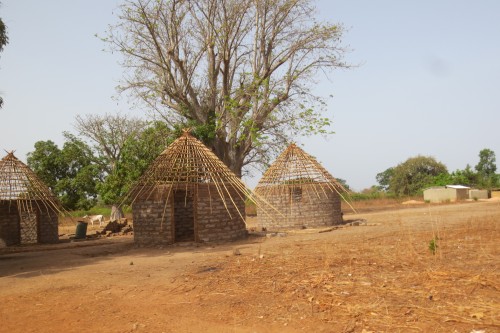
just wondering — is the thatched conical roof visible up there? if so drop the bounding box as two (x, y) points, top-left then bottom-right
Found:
(127, 131), (254, 219)
(0, 151), (62, 214)
(255, 143), (349, 200)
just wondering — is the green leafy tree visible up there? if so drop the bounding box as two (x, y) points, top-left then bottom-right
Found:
(0, 27), (6, 54)
(26, 140), (65, 190)
(0, 2), (8, 108)
(375, 167), (394, 191)
(430, 173), (453, 187)
(389, 156), (448, 196)
(104, 0), (349, 176)
(27, 133), (100, 210)
(457, 164), (479, 187)
(335, 178), (350, 191)
(0, 4), (6, 53)
(432, 165), (478, 187)
(74, 113), (150, 210)
(475, 148), (498, 188)
(97, 121), (176, 204)
(58, 133), (101, 209)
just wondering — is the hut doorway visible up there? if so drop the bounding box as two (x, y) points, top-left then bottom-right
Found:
(173, 190), (195, 242)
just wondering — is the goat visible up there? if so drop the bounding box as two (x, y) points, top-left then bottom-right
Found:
(83, 214), (105, 227)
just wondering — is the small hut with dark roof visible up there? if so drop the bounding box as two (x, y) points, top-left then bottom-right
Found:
(127, 131), (253, 245)
(255, 144), (348, 230)
(0, 152), (60, 246)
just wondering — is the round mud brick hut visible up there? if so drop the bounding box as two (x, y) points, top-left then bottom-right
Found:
(127, 131), (251, 245)
(0, 152), (60, 246)
(255, 144), (347, 230)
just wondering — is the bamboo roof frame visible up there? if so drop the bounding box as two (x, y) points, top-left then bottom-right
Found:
(125, 130), (278, 225)
(0, 151), (64, 216)
(255, 144), (356, 212)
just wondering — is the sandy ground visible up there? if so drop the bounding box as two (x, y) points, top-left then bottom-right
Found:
(0, 201), (498, 333)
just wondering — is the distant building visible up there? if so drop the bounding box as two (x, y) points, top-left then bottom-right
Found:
(423, 185), (470, 203)
(491, 189), (500, 199)
(468, 189), (489, 200)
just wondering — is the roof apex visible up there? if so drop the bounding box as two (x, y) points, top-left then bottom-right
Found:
(0, 151), (62, 213)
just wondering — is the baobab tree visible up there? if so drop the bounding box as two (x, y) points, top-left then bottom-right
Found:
(104, 0), (349, 176)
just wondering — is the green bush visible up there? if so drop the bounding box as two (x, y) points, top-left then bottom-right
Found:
(349, 191), (397, 201)
(429, 237), (439, 255)
(69, 205), (112, 218)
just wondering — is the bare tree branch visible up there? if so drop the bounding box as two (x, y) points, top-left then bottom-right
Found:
(74, 113), (147, 173)
(103, 0), (350, 176)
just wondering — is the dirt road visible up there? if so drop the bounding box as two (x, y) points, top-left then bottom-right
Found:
(0, 201), (498, 332)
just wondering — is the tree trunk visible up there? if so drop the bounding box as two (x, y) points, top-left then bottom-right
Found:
(110, 205), (124, 221)
(212, 136), (244, 178)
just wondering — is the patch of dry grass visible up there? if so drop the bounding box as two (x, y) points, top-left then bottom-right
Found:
(183, 213), (499, 331)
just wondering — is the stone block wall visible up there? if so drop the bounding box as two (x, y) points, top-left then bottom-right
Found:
(132, 199), (173, 245)
(0, 200), (59, 245)
(19, 210), (38, 244)
(132, 184), (247, 245)
(37, 207), (59, 244)
(257, 183), (342, 230)
(469, 189), (489, 200)
(423, 188), (458, 203)
(196, 185), (247, 243)
(0, 201), (20, 246)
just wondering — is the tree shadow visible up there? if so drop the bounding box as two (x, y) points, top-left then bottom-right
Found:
(0, 233), (266, 279)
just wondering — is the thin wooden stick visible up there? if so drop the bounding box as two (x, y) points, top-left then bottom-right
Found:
(0, 152), (68, 219)
(255, 144), (357, 226)
(122, 131), (278, 224)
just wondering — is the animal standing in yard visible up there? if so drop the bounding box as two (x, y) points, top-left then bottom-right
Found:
(83, 215), (105, 227)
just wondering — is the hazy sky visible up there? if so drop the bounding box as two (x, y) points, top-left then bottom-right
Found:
(1, 1), (499, 191)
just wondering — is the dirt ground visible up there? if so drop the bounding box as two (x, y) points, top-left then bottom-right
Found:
(0, 201), (498, 333)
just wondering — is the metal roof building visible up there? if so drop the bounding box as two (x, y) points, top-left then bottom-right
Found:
(423, 185), (470, 203)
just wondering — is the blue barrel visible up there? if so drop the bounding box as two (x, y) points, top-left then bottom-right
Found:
(75, 221), (88, 239)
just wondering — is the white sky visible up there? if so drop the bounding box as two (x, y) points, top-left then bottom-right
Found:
(1, 0), (499, 191)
